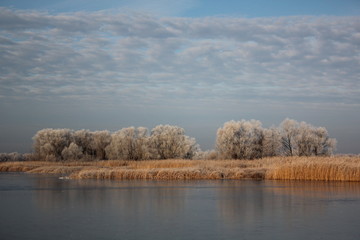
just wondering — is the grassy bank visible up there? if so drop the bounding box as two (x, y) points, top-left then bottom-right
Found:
(0, 156), (359, 181)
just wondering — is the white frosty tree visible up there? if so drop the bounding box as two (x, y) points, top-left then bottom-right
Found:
(30, 119), (335, 162)
(105, 127), (150, 160)
(72, 130), (95, 159)
(149, 125), (199, 159)
(216, 120), (264, 159)
(33, 128), (73, 161)
(262, 127), (281, 157)
(61, 143), (83, 160)
(279, 118), (299, 156)
(0, 152), (26, 162)
(279, 118), (336, 156)
(92, 130), (111, 160)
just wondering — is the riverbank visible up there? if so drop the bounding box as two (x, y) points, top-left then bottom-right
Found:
(0, 156), (359, 181)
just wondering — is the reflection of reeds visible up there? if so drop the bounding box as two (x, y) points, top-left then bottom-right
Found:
(266, 180), (360, 199)
(1, 157), (359, 181)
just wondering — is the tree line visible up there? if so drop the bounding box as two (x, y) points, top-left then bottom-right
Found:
(216, 118), (336, 159)
(32, 125), (199, 161)
(0, 118), (336, 162)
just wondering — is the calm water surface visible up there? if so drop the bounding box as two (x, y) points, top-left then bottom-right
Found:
(0, 173), (359, 240)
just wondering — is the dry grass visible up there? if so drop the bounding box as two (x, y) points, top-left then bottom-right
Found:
(0, 156), (359, 181)
(27, 166), (85, 174)
(266, 156), (360, 181)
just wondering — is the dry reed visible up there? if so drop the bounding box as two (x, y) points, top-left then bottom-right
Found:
(0, 156), (359, 181)
(266, 156), (360, 181)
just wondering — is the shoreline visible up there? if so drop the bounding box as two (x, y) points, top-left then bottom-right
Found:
(0, 156), (359, 181)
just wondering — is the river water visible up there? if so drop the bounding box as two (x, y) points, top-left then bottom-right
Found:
(0, 173), (359, 240)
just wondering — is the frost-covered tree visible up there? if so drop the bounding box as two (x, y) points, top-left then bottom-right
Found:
(311, 127), (337, 156)
(296, 123), (336, 156)
(183, 136), (200, 159)
(106, 127), (150, 160)
(193, 150), (218, 160)
(0, 153), (9, 162)
(23, 153), (35, 161)
(296, 121), (315, 156)
(73, 130), (95, 159)
(279, 119), (336, 156)
(0, 152), (26, 162)
(33, 128), (73, 161)
(262, 127), (281, 157)
(149, 125), (199, 159)
(61, 143), (83, 160)
(134, 127), (151, 160)
(216, 120), (264, 159)
(92, 130), (111, 160)
(39, 143), (56, 161)
(29, 119), (335, 162)
(279, 118), (299, 156)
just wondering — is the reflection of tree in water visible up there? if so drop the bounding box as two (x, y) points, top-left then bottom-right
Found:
(216, 180), (267, 225)
(268, 181), (360, 199)
(216, 180), (360, 228)
(34, 176), (188, 218)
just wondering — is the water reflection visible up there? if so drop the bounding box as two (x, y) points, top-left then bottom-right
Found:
(33, 176), (188, 217)
(267, 180), (360, 199)
(1, 173), (360, 240)
(216, 180), (360, 234)
(216, 181), (267, 225)
(32, 176), (360, 227)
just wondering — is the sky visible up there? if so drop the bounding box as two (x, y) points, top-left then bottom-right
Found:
(0, 0), (359, 154)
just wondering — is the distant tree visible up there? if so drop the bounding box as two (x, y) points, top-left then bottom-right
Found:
(149, 125), (199, 159)
(262, 127), (281, 157)
(134, 127), (151, 160)
(193, 150), (218, 160)
(279, 119), (336, 156)
(33, 128), (72, 161)
(312, 127), (337, 156)
(92, 130), (111, 160)
(73, 130), (95, 159)
(216, 120), (264, 159)
(10, 152), (26, 161)
(28, 119), (335, 162)
(183, 136), (200, 159)
(106, 127), (150, 160)
(279, 118), (299, 156)
(23, 153), (35, 161)
(0, 152), (26, 162)
(296, 121), (315, 156)
(39, 143), (56, 161)
(296, 123), (336, 156)
(61, 143), (83, 160)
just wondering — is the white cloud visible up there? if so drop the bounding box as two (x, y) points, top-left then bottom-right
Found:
(0, 8), (359, 109)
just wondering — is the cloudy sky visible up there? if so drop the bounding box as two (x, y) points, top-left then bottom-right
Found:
(0, 0), (359, 153)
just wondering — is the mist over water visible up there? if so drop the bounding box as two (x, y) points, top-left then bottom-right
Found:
(0, 173), (359, 240)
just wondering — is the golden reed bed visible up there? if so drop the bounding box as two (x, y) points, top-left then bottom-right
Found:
(0, 156), (359, 181)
